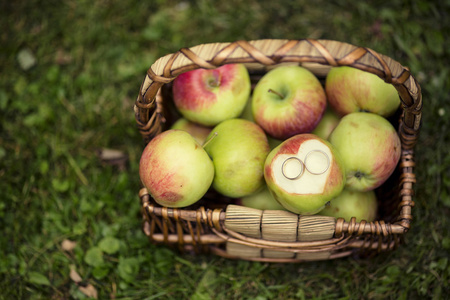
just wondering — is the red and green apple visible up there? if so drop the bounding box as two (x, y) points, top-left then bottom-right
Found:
(325, 66), (400, 117)
(264, 133), (346, 215)
(252, 66), (327, 140)
(172, 64), (251, 126)
(328, 112), (401, 192)
(139, 129), (214, 207)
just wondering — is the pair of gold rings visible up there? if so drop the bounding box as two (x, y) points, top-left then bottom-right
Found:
(281, 150), (331, 180)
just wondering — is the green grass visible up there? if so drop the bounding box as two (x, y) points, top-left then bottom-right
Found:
(1, 0), (449, 299)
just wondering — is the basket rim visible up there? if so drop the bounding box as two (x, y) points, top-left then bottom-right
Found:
(134, 38), (422, 147)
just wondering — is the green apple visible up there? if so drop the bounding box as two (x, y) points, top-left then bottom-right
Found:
(139, 129), (214, 207)
(252, 65), (327, 140)
(239, 96), (254, 122)
(204, 118), (270, 198)
(264, 134), (346, 215)
(312, 108), (341, 140)
(239, 99), (283, 150)
(172, 64), (251, 126)
(318, 188), (378, 222)
(170, 118), (212, 145)
(240, 101), (282, 150)
(238, 185), (286, 210)
(328, 112), (401, 192)
(325, 66), (400, 117)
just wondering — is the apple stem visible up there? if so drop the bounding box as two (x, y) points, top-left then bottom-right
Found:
(268, 89), (284, 99)
(208, 72), (222, 88)
(202, 132), (218, 148)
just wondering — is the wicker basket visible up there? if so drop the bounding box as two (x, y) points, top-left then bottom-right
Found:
(134, 39), (421, 262)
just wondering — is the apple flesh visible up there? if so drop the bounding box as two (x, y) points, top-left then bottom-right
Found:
(204, 118), (270, 198)
(318, 189), (378, 222)
(139, 129), (214, 207)
(252, 65), (327, 140)
(325, 66), (400, 117)
(170, 118), (212, 145)
(172, 64), (251, 126)
(328, 112), (401, 192)
(264, 134), (346, 215)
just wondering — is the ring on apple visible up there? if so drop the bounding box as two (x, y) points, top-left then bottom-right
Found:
(204, 118), (270, 198)
(325, 66), (400, 117)
(252, 65), (327, 140)
(304, 150), (331, 175)
(172, 64), (251, 126)
(264, 134), (346, 215)
(328, 112), (401, 192)
(139, 129), (214, 208)
(318, 188), (378, 223)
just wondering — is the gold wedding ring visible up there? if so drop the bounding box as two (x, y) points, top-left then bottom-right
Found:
(281, 157), (304, 180)
(304, 149), (330, 175)
(281, 150), (330, 180)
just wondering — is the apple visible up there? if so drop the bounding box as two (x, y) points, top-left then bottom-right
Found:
(204, 118), (270, 198)
(328, 112), (401, 192)
(172, 64), (251, 126)
(311, 108), (341, 140)
(318, 188), (378, 222)
(239, 96), (254, 122)
(264, 134), (346, 215)
(252, 65), (327, 140)
(238, 185), (286, 210)
(170, 118), (212, 145)
(139, 129), (214, 207)
(239, 99), (283, 150)
(325, 66), (400, 117)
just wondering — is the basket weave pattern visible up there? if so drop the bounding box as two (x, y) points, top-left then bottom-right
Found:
(134, 39), (421, 262)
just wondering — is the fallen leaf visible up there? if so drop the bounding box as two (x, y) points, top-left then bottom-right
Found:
(61, 239), (77, 252)
(69, 268), (82, 283)
(17, 48), (36, 70)
(96, 148), (128, 171)
(79, 284), (98, 299)
(69, 266), (98, 299)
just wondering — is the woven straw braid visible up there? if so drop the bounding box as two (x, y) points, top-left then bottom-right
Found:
(135, 39), (422, 148)
(141, 188), (404, 261)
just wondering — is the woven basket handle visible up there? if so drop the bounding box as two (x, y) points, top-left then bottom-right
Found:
(134, 39), (422, 149)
